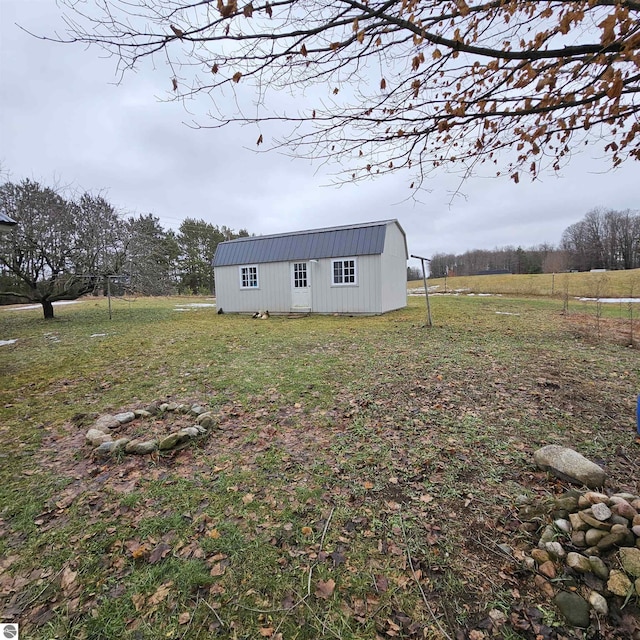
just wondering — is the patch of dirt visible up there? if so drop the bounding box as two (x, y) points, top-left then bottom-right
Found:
(564, 312), (639, 348)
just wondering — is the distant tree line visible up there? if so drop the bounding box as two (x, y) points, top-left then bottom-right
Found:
(430, 209), (639, 278)
(0, 179), (248, 318)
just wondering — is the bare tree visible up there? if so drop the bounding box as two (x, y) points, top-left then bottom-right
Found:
(562, 208), (640, 271)
(0, 179), (126, 319)
(50, 0), (639, 185)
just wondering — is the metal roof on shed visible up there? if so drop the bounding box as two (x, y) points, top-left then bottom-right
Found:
(0, 212), (17, 225)
(213, 220), (403, 267)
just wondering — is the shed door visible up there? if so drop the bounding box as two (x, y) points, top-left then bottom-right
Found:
(291, 262), (311, 311)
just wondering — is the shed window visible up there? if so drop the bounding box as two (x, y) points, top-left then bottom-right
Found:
(240, 265), (258, 288)
(332, 258), (357, 285)
(293, 262), (308, 288)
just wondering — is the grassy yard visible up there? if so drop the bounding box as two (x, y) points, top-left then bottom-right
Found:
(0, 295), (638, 639)
(415, 267), (640, 301)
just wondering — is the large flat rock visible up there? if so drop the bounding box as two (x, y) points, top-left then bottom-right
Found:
(534, 445), (606, 489)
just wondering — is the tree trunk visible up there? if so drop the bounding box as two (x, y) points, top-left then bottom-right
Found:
(42, 299), (55, 319)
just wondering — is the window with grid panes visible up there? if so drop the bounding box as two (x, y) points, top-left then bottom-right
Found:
(332, 258), (356, 285)
(240, 265), (258, 288)
(293, 262), (307, 288)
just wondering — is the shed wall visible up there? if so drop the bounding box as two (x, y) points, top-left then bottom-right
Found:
(215, 262), (292, 313)
(310, 254), (381, 314)
(380, 223), (408, 312)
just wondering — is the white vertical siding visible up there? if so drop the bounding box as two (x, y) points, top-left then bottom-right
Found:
(215, 262), (291, 313)
(380, 222), (408, 312)
(310, 255), (381, 313)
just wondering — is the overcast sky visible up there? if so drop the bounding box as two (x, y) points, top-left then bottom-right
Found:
(1, 0), (638, 267)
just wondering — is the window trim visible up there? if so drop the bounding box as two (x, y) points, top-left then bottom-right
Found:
(239, 264), (259, 289)
(331, 257), (357, 286)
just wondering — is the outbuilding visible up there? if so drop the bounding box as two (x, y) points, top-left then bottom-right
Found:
(212, 219), (408, 315)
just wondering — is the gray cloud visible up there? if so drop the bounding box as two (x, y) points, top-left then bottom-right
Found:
(1, 0), (637, 268)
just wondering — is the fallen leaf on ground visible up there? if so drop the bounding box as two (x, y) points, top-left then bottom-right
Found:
(210, 562), (227, 576)
(61, 567), (78, 593)
(132, 593), (146, 612)
(148, 581), (173, 606)
(148, 542), (172, 564)
(315, 578), (335, 599)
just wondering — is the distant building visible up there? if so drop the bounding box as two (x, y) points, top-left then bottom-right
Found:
(476, 269), (512, 276)
(212, 220), (408, 315)
(0, 212), (16, 233)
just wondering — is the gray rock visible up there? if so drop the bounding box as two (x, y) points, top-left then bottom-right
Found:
(533, 445), (606, 489)
(607, 570), (632, 596)
(194, 425), (207, 435)
(190, 404), (206, 415)
(611, 493), (637, 502)
(545, 541), (566, 559)
(588, 591), (608, 616)
(566, 552), (592, 574)
(86, 429), (113, 446)
(579, 511), (612, 530)
(611, 515), (631, 526)
(553, 591), (591, 628)
(636, 578), (640, 596)
(93, 441), (117, 457)
(159, 433), (184, 450)
(114, 411), (136, 425)
(591, 502), (612, 521)
(112, 437), (130, 451)
(597, 530), (628, 551)
(134, 409), (152, 418)
(196, 411), (216, 428)
(555, 495), (580, 511)
(620, 547), (640, 578)
(585, 528), (607, 546)
(632, 525), (640, 537)
(610, 525), (635, 546)
(539, 525), (556, 546)
(554, 518), (572, 533)
(94, 414), (120, 431)
(93, 438), (129, 457)
(569, 512), (588, 531)
(570, 531), (586, 547)
(178, 427), (200, 438)
(125, 439), (158, 455)
(588, 556), (609, 580)
(165, 402), (180, 411)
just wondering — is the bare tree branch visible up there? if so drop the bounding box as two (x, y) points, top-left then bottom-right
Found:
(33, 0), (640, 185)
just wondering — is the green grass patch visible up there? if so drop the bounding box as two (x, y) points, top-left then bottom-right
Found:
(1, 294), (638, 638)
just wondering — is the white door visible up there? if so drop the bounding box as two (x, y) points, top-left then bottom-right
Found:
(291, 262), (311, 310)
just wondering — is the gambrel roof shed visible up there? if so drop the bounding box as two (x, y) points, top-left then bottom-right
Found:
(213, 220), (408, 315)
